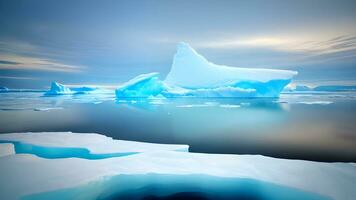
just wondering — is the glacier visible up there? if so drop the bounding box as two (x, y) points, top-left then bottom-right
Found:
(0, 132), (355, 200)
(115, 43), (297, 98)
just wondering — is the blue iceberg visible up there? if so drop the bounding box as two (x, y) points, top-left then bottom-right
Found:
(115, 73), (164, 98)
(44, 82), (73, 95)
(115, 43), (297, 98)
(44, 82), (99, 95)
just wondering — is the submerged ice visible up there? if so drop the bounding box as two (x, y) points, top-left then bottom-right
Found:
(115, 43), (297, 98)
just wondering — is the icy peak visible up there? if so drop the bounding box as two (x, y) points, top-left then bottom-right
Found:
(176, 42), (203, 59)
(165, 42), (297, 89)
(44, 82), (72, 95)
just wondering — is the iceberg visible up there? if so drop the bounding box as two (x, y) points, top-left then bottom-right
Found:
(283, 84), (356, 92)
(44, 82), (101, 96)
(44, 82), (73, 95)
(313, 85), (356, 92)
(0, 132), (355, 200)
(115, 73), (164, 98)
(115, 43), (297, 98)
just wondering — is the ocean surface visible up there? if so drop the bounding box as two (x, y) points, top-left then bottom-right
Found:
(1, 91), (356, 162)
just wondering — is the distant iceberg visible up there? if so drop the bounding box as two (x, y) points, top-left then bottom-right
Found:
(284, 84), (356, 92)
(44, 82), (73, 95)
(116, 43), (297, 98)
(44, 82), (99, 95)
(313, 85), (356, 92)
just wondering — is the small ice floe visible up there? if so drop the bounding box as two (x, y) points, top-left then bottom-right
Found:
(149, 101), (165, 105)
(33, 107), (63, 111)
(117, 99), (127, 103)
(297, 101), (333, 105)
(177, 104), (214, 108)
(219, 104), (241, 108)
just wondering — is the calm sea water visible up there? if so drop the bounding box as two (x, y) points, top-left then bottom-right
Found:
(1, 92), (356, 162)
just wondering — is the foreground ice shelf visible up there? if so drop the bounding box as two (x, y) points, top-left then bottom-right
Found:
(0, 132), (355, 200)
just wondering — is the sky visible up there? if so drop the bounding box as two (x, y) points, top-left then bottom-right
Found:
(0, 0), (356, 88)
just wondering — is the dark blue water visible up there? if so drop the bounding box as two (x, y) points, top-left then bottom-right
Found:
(24, 174), (331, 200)
(1, 92), (356, 162)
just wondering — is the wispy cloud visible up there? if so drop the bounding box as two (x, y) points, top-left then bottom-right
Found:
(0, 54), (85, 72)
(0, 40), (85, 73)
(196, 35), (356, 56)
(0, 75), (39, 80)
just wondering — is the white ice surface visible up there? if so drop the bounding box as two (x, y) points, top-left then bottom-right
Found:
(0, 143), (15, 157)
(0, 132), (188, 154)
(165, 42), (297, 88)
(0, 132), (355, 200)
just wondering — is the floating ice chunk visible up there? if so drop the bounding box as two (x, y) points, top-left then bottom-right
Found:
(115, 73), (164, 98)
(44, 82), (73, 95)
(297, 101), (333, 105)
(219, 104), (241, 108)
(0, 143), (15, 157)
(70, 86), (97, 94)
(177, 104), (215, 108)
(33, 107), (63, 111)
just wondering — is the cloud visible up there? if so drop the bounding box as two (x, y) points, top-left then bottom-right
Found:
(0, 40), (85, 73)
(196, 35), (356, 55)
(0, 75), (39, 80)
(0, 53), (84, 73)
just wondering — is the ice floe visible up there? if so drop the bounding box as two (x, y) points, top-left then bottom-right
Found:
(0, 132), (355, 200)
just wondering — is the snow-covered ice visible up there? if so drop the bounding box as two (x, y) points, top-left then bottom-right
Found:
(165, 42), (297, 89)
(115, 43), (297, 98)
(0, 132), (189, 155)
(0, 143), (15, 157)
(0, 132), (355, 200)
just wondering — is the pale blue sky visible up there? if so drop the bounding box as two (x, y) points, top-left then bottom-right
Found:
(0, 0), (356, 88)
